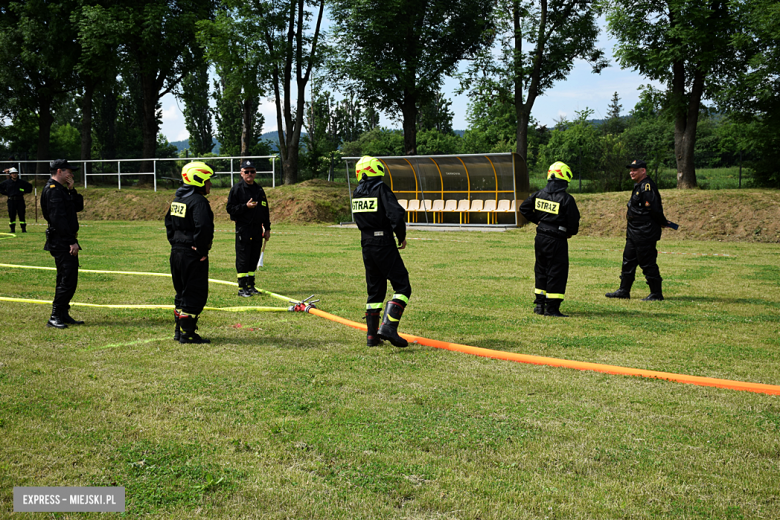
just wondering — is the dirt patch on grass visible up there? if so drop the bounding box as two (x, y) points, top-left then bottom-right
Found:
(27, 184), (780, 242)
(577, 189), (780, 243)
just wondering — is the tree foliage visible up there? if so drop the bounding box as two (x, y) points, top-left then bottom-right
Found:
(604, 0), (743, 188)
(329, 0), (493, 155)
(459, 0), (607, 162)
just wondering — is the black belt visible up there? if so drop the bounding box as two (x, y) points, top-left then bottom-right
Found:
(538, 222), (568, 234)
(7, 197), (20, 201)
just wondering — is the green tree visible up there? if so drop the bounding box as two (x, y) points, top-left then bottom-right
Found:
(260, 0), (325, 184)
(459, 0), (607, 162)
(604, 0), (741, 188)
(602, 91), (626, 135)
(197, 2), (269, 157)
(0, 0), (81, 171)
(416, 128), (462, 155)
(180, 52), (214, 156)
(329, 0), (494, 155)
(460, 95), (517, 154)
(74, 0), (124, 164)
(97, 0), (214, 169)
(620, 86), (675, 181)
(716, 0), (779, 186)
(538, 110), (602, 190)
(340, 128), (405, 158)
(417, 92), (455, 134)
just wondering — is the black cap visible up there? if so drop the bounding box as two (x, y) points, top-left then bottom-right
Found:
(50, 159), (80, 171)
(626, 159), (647, 169)
(240, 159), (257, 170)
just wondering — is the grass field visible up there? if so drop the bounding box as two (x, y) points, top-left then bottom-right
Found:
(1, 221), (779, 519)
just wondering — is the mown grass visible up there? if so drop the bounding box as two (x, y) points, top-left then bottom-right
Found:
(1, 221), (779, 519)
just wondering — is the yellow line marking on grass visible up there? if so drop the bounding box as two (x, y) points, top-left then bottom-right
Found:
(0, 296), (288, 312)
(81, 336), (171, 352)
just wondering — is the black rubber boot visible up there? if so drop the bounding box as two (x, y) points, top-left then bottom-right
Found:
(237, 277), (252, 297)
(20, 223), (26, 233)
(173, 309), (181, 341)
(248, 276), (261, 295)
(533, 293), (546, 315)
(179, 315), (210, 344)
(9, 224), (15, 234)
(641, 279), (664, 301)
(62, 306), (84, 325)
(365, 310), (383, 347)
(544, 298), (568, 317)
(605, 288), (630, 299)
(46, 306), (67, 329)
(378, 300), (408, 348)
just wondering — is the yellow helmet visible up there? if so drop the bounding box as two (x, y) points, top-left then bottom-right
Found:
(355, 156), (385, 181)
(547, 161), (573, 183)
(181, 161), (214, 187)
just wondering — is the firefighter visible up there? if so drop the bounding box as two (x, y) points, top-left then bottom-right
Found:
(352, 155), (411, 348)
(0, 167), (33, 233)
(165, 161), (215, 344)
(40, 159), (84, 328)
(606, 159), (669, 301)
(226, 159), (271, 297)
(519, 161), (581, 317)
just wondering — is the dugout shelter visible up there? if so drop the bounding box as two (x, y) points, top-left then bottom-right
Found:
(344, 153), (529, 227)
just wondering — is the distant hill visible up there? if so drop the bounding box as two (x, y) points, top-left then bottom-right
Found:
(169, 129), (466, 156)
(169, 132), (281, 156)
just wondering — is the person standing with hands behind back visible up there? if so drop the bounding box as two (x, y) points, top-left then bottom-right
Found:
(226, 159), (271, 297)
(165, 161), (215, 344)
(41, 159), (84, 328)
(519, 161), (580, 317)
(0, 167), (33, 233)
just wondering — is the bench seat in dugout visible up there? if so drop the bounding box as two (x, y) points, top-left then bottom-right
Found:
(344, 153), (529, 227)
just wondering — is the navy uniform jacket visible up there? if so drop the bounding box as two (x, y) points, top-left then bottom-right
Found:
(519, 179), (580, 239)
(351, 176), (406, 247)
(164, 186), (214, 257)
(226, 181), (271, 233)
(41, 178), (84, 251)
(626, 176), (666, 242)
(0, 178), (33, 199)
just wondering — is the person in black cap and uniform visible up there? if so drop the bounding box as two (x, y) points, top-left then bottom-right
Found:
(606, 159), (670, 301)
(40, 159), (84, 328)
(0, 167), (33, 233)
(165, 161), (215, 344)
(226, 159), (271, 297)
(519, 161), (580, 317)
(352, 155), (411, 348)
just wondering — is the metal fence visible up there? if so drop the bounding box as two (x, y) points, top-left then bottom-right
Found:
(6, 155), (279, 191)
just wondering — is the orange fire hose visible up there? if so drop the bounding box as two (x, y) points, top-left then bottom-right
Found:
(307, 308), (780, 396)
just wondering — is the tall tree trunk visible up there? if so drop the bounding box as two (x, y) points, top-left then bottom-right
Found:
(283, 141), (299, 185)
(241, 97), (254, 156)
(401, 91), (417, 155)
(140, 72), (159, 182)
(81, 79), (95, 182)
(672, 62), (702, 189)
(36, 95), (54, 174)
(515, 0), (544, 162)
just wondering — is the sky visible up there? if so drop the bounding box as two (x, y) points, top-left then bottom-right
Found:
(159, 18), (658, 143)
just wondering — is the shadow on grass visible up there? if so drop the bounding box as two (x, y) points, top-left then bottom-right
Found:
(664, 296), (780, 306)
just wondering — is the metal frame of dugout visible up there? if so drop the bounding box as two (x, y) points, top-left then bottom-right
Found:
(344, 153), (529, 227)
